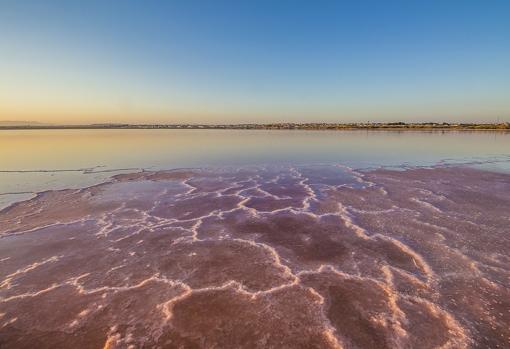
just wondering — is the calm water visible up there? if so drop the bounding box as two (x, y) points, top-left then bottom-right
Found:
(2, 130), (510, 348)
(1, 129), (509, 208)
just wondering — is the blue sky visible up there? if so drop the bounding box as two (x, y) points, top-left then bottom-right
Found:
(1, 0), (509, 123)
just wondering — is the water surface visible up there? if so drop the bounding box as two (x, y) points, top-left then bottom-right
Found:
(1, 129), (509, 208)
(1, 130), (510, 348)
(1, 164), (509, 348)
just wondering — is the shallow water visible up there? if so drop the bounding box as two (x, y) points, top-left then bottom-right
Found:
(1, 130), (510, 347)
(1, 129), (510, 208)
(0, 164), (509, 348)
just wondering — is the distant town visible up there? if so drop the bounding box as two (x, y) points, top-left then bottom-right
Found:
(1, 122), (509, 130)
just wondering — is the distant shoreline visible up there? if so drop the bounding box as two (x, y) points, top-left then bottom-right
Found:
(1, 122), (509, 131)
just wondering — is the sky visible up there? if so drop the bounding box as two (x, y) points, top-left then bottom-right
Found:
(0, 0), (509, 124)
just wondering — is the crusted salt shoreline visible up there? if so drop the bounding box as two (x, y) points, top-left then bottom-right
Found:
(0, 164), (509, 348)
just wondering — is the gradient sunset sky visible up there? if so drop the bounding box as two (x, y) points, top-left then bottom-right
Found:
(1, 0), (509, 124)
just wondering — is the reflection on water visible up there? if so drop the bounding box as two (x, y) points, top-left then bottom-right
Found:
(1, 129), (509, 208)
